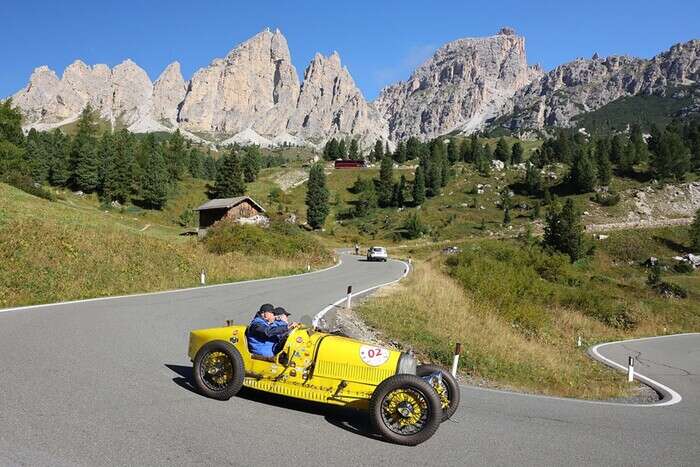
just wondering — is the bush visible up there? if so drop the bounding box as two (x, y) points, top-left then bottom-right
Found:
(673, 261), (695, 274)
(2, 173), (56, 201)
(592, 191), (621, 206)
(204, 221), (330, 262)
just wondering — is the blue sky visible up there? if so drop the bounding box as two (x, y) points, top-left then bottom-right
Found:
(1, 0), (698, 100)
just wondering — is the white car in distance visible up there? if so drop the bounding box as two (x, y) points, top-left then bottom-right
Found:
(367, 246), (388, 262)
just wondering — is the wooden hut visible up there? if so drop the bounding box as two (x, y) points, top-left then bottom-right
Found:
(194, 196), (266, 234)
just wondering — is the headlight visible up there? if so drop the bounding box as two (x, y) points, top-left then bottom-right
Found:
(397, 352), (417, 375)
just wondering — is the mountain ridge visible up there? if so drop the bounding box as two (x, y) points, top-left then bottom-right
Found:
(8, 28), (700, 146)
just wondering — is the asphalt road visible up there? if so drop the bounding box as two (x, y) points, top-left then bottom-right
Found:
(0, 255), (698, 466)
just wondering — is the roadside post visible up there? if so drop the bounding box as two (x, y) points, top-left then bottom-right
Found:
(577, 335), (582, 347)
(451, 343), (462, 377)
(346, 285), (352, 309)
(627, 356), (635, 382)
(200, 269), (206, 285)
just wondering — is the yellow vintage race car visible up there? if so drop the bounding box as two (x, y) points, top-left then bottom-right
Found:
(187, 318), (460, 445)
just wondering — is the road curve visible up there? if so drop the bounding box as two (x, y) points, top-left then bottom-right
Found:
(0, 255), (698, 466)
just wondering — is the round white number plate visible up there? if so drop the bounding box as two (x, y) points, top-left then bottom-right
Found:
(359, 345), (390, 366)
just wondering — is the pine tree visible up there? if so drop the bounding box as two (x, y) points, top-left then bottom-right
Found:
(104, 129), (135, 203)
(348, 139), (360, 160)
(406, 137), (422, 161)
(690, 208), (700, 251)
(166, 130), (188, 182)
(619, 142), (636, 174)
(494, 137), (510, 164)
(394, 141), (407, 163)
(544, 198), (585, 261)
(241, 146), (261, 182)
(338, 139), (347, 159)
(323, 138), (339, 161)
(524, 162), (541, 195)
(650, 131), (691, 180)
(595, 139), (613, 186)
(569, 148), (597, 193)
(610, 134), (624, 163)
(630, 123), (648, 164)
(395, 175), (407, 207)
(25, 129), (50, 183)
(412, 166), (426, 206)
(214, 151), (246, 198)
(71, 105), (100, 192)
(48, 129), (71, 186)
(377, 156), (394, 207)
(141, 146), (169, 209)
(447, 139), (459, 164)
(188, 148), (204, 178)
(511, 141), (524, 164)
(0, 99), (24, 145)
(372, 140), (384, 162)
(306, 163), (329, 229)
(354, 182), (377, 217)
(203, 155), (217, 180)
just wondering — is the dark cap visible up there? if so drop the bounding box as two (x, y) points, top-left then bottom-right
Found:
(258, 303), (275, 313)
(274, 306), (290, 316)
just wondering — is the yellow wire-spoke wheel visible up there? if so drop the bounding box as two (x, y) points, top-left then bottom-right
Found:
(200, 351), (233, 390)
(381, 388), (430, 435)
(431, 378), (450, 410)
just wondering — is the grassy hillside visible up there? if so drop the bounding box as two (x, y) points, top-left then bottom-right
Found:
(0, 183), (331, 308)
(356, 227), (700, 399)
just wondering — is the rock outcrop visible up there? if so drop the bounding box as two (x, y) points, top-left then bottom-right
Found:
(10, 28), (388, 148)
(289, 52), (388, 145)
(178, 29), (300, 138)
(11, 59), (163, 132)
(501, 39), (700, 131)
(375, 28), (542, 141)
(152, 62), (187, 127)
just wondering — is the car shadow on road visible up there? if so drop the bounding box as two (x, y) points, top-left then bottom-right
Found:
(164, 363), (388, 444)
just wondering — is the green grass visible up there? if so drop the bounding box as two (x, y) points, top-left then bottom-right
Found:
(355, 227), (700, 399)
(0, 183), (332, 308)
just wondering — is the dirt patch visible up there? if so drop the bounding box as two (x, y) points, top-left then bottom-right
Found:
(274, 169), (308, 191)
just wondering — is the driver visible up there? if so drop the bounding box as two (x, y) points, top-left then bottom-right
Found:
(247, 303), (297, 357)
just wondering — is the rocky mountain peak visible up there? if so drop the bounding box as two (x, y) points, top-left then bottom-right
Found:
(289, 51), (389, 146)
(375, 29), (541, 141)
(152, 62), (187, 127)
(178, 28), (300, 138)
(500, 38), (700, 131)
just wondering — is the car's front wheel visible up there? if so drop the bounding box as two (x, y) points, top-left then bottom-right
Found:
(416, 364), (460, 421)
(369, 374), (442, 446)
(193, 340), (245, 400)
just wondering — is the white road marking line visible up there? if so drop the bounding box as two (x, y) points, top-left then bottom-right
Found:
(313, 258), (410, 327)
(457, 333), (697, 407)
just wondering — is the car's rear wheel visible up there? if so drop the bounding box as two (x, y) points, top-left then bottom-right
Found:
(416, 364), (460, 421)
(193, 341), (245, 400)
(369, 374), (442, 446)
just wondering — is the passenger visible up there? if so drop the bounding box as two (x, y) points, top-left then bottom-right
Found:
(272, 306), (292, 354)
(247, 303), (296, 357)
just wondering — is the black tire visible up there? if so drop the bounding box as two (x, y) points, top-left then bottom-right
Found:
(369, 374), (442, 446)
(416, 364), (461, 421)
(193, 340), (245, 400)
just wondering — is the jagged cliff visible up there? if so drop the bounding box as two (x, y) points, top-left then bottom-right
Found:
(500, 39), (700, 131)
(8, 28), (700, 145)
(10, 28), (389, 148)
(374, 28), (542, 141)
